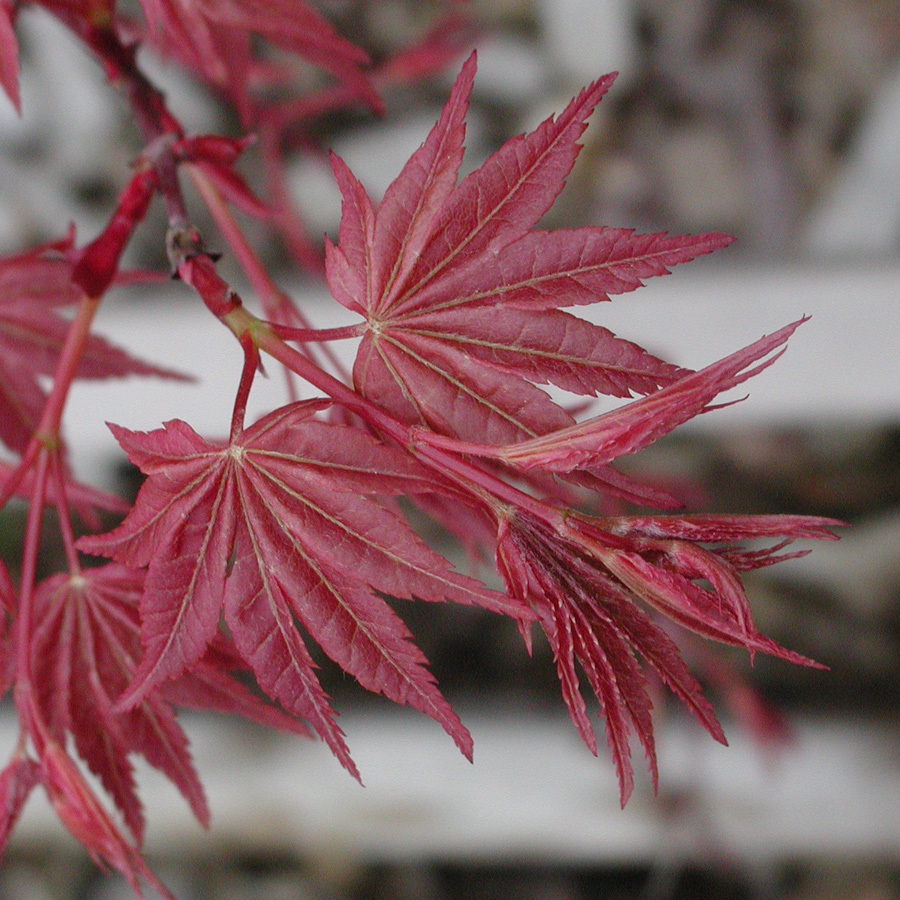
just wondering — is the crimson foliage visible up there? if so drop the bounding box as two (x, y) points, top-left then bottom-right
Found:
(0, 2), (839, 896)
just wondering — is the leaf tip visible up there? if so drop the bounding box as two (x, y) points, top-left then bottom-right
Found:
(456, 726), (474, 763)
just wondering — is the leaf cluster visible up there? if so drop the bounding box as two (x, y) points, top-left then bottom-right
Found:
(0, 2), (841, 895)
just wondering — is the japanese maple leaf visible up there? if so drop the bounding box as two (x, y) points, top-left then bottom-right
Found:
(78, 401), (520, 775)
(0, 238), (187, 454)
(495, 320), (805, 474)
(31, 564), (208, 843)
(496, 507), (838, 805)
(325, 53), (732, 450)
(29, 563), (304, 844)
(138, 0), (374, 122)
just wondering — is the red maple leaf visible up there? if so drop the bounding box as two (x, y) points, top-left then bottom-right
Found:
(78, 401), (520, 776)
(0, 237), (187, 454)
(324, 52), (732, 450)
(31, 564), (208, 843)
(29, 562), (304, 844)
(137, 0), (374, 121)
(278, 55), (841, 804)
(494, 320), (806, 473)
(496, 507), (837, 805)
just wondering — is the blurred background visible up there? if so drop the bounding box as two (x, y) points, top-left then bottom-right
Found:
(2, 0), (900, 897)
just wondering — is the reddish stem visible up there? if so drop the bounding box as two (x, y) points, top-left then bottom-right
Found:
(64, 18), (182, 143)
(49, 453), (82, 575)
(187, 164), (354, 382)
(6, 158), (160, 713)
(186, 164), (287, 312)
(14, 448), (50, 701)
(272, 322), (366, 343)
(54, 16), (190, 233)
(34, 294), (102, 447)
(231, 334), (261, 441)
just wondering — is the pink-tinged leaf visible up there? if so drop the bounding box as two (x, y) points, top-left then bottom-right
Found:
(0, 368), (51, 455)
(568, 511), (830, 667)
(139, 0), (374, 120)
(76, 426), (235, 708)
(30, 566), (209, 840)
(121, 477), (237, 707)
(575, 570), (725, 748)
(605, 513), (841, 545)
(79, 402), (514, 772)
(76, 422), (222, 583)
(498, 319), (807, 472)
(354, 327), (577, 446)
(326, 58), (730, 474)
(0, 0), (19, 114)
(120, 697), (208, 827)
(235, 468), (473, 757)
(498, 518), (655, 805)
(496, 505), (831, 803)
(162, 635), (311, 735)
(223, 526), (358, 778)
(598, 548), (820, 666)
(324, 238), (364, 315)
(374, 7), (474, 86)
(543, 582), (597, 753)
(565, 467), (684, 510)
(139, 0), (226, 83)
(216, 0), (370, 68)
(568, 598), (650, 804)
(0, 458), (128, 515)
(546, 556), (659, 804)
(0, 235), (80, 306)
(238, 460), (496, 612)
(32, 574), (142, 842)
